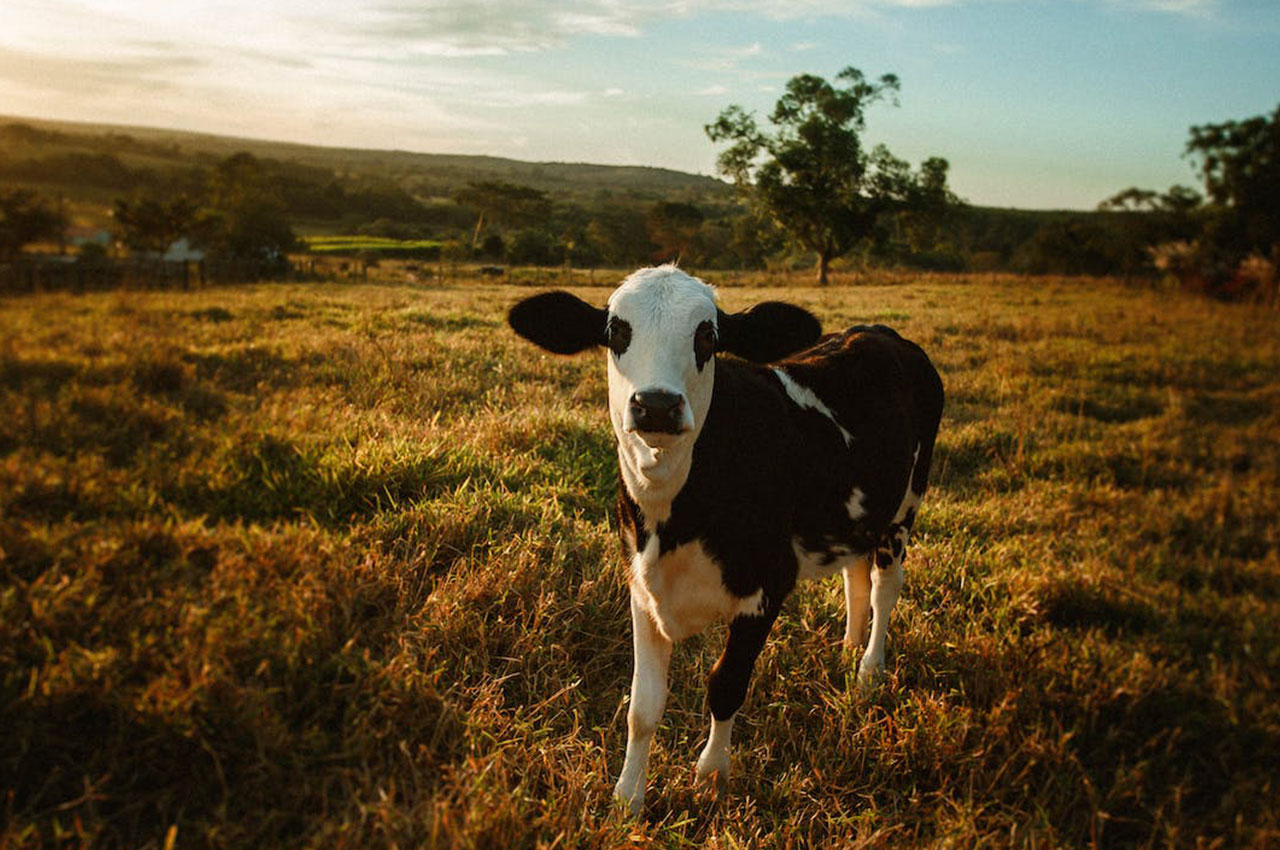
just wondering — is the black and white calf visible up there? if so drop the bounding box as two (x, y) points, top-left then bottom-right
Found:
(508, 266), (944, 815)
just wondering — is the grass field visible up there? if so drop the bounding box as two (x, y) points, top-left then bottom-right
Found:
(2, 273), (1278, 848)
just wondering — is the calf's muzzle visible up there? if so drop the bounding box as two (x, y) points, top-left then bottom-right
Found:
(629, 390), (686, 434)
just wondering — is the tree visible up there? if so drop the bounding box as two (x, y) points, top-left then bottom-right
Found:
(206, 198), (298, 262)
(0, 188), (64, 260)
(1099, 185), (1202, 218)
(1186, 104), (1280, 263)
(454, 181), (550, 250)
(887, 155), (962, 257)
(585, 207), (652, 267)
(506, 229), (559, 266)
(1096, 184), (1203, 276)
(113, 195), (198, 254)
(645, 201), (704, 263)
(198, 153), (298, 262)
(728, 208), (789, 270)
(706, 66), (956, 284)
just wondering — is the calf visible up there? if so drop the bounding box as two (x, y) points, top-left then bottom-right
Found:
(508, 266), (943, 815)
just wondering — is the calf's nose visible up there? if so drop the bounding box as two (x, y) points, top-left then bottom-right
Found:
(629, 390), (686, 434)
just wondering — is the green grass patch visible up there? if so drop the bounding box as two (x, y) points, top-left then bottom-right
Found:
(302, 235), (444, 258)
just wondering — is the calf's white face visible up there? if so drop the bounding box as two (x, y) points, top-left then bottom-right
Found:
(605, 268), (719, 451)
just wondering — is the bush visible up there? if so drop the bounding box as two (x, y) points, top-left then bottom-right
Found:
(1233, 254), (1278, 306)
(506, 230), (560, 266)
(479, 233), (505, 260)
(76, 242), (110, 266)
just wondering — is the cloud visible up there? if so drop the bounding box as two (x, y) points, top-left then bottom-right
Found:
(684, 42), (766, 71)
(554, 10), (644, 36)
(351, 1), (685, 54)
(695, 84), (729, 95)
(0, 44), (206, 98)
(709, 0), (955, 18)
(479, 89), (594, 108)
(1130, 0), (1218, 16)
(1082, 0), (1220, 20)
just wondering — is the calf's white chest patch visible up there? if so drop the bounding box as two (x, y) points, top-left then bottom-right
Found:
(630, 536), (763, 642)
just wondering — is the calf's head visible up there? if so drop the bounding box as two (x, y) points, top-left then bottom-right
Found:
(508, 266), (820, 481)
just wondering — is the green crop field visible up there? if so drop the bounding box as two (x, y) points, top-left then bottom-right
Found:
(302, 236), (445, 256)
(1, 273), (1278, 848)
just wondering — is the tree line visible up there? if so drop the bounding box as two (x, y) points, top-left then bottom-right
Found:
(0, 152), (300, 266)
(1, 77), (1275, 298)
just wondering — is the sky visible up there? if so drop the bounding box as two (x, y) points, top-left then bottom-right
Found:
(1, 0), (1277, 209)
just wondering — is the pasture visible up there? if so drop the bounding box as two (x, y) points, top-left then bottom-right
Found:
(1, 273), (1278, 848)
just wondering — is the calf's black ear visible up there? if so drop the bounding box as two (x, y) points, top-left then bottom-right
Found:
(717, 301), (822, 363)
(508, 290), (608, 354)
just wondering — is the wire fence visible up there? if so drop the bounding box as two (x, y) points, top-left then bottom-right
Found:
(0, 258), (296, 296)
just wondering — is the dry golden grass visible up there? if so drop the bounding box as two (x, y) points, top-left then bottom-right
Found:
(1, 271), (1278, 848)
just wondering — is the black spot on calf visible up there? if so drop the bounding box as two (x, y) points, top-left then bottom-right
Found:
(608, 315), (632, 357)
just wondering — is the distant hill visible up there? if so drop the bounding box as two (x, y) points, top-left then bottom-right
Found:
(0, 114), (730, 203)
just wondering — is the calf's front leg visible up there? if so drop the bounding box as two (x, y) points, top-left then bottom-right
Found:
(696, 607), (779, 789)
(614, 592), (672, 816)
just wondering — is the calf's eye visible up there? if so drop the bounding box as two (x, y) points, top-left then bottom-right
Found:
(694, 320), (716, 370)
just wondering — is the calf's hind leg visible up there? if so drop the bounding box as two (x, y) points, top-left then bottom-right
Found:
(842, 555), (872, 650)
(858, 527), (907, 685)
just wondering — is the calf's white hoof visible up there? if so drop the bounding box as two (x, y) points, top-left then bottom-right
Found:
(695, 749), (730, 792)
(856, 658), (884, 691)
(613, 779), (645, 817)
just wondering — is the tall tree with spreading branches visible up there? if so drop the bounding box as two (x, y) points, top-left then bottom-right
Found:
(707, 66), (956, 284)
(1186, 104), (1280, 264)
(454, 181), (550, 250)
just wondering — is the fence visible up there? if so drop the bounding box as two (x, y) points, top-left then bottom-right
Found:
(0, 258), (295, 295)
